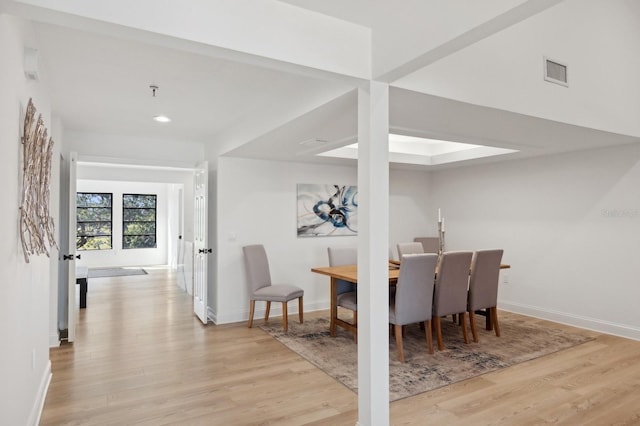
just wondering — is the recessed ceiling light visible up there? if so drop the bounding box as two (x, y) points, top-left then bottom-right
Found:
(153, 115), (171, 123)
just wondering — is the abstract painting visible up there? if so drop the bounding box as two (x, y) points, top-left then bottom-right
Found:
(297, 184), (358, 237)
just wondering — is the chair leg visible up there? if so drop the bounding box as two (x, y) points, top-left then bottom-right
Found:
(264, 301), (271, 322)
(424, 320), (434, 354)
(248, 300), (255, 328)
(434, 316), (444, 351)
(282, 302), (288, 332)
(469, 310), (479, 343)
(460, 312), (470, 344)
(492, 307), (501, 337)
(394, 324), (405, 362)
(298, 296), (304, 324)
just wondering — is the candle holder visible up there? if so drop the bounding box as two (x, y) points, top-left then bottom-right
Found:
(438, 221), (445, 255)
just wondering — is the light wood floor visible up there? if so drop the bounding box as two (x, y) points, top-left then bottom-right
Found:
(41, 268), (640, 425)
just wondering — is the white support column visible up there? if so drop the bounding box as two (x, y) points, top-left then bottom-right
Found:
(357, 81), (390, 426)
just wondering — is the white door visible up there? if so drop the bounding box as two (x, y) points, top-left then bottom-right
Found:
(66, 152), (78, 342)
(193, 161), (210, 324)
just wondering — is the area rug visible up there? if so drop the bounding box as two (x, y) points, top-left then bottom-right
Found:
(260, 314), (594, 401)
(88, 267), (148, 278)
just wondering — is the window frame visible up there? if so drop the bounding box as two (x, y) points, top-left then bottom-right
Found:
(76, 192), (113, 251)
(122, 193), (157, 249)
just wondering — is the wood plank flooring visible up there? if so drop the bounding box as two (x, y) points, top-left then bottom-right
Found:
(41, 268), (640, 425)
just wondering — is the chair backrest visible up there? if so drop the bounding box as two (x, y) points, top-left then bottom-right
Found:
(468, 249), (504, 311)
(414, 237), (440, 254)
(394, 253), (438, 325)
(327, 247), (357, 267)
(242, 244), (272, 293)
(397, 242), (424, 259)
(433, 251), (473, 316)
(328, 247), (357, 295)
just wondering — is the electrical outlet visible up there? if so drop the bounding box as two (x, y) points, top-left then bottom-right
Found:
(502, 271), (510, 285)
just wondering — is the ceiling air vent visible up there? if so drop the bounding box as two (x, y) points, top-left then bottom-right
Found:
(298, 138), (328, 146)
(544, 57), (568, 87)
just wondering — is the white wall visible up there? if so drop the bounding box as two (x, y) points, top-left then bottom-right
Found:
(388, 168), (435, 259)
(430, 143), (640, 340)
(75, 180), (170, 267)
(0, 14), (57, 426)
(77, 163), (196, 243)
(395, 0), (640, 139)
(214, 157), (431, 324)
(215, 148), (640, 340)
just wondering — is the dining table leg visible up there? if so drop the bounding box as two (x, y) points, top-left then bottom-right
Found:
(485, 308), (493, 330)
(330, 277), (337, 337)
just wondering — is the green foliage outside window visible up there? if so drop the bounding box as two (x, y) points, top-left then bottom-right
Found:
(123, 194), (157, 249)
(77, 193), (113, 250)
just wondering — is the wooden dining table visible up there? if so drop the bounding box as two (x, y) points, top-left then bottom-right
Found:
(310, 263), (400, 337)
(312, 260), (511, 337)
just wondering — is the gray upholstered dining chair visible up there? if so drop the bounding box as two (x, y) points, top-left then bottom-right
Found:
(413, 237), (440, 254)
(389, 253), (438, 361)
(328, 246), (358, 340)
(397, 242), (424, 260)
(242, 244), (304, 332)
(432, 250), (474, 350)
(467, 249), (504, 342)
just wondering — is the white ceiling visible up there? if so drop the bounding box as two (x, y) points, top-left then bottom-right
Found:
(33, 22), (353, 145)
(226, 87), (640, 170)
(14, 0), (640, 170)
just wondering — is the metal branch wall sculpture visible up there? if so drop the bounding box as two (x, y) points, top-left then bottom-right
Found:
(19, 98), (58, 263)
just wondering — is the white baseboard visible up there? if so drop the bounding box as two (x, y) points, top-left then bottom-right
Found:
(500, 301), (640, 341)
(211, 298), (640, 340)
(212, 300), (330, 325)
(207, 306), (216, 324)
(28, 360), (52, 426)
(49, 333), (60, 348)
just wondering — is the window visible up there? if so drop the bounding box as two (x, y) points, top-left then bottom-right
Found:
(123, 194), (157, 249)
(76, 192), (113, 250)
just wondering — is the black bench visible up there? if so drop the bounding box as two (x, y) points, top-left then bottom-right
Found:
(76, 266), (88, 309)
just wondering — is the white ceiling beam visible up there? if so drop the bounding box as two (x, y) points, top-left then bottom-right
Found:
(5, 0), (372, 82)
(375, 0), (564, 83)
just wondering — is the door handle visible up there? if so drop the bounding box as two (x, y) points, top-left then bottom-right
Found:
(198, 248), (213, 254)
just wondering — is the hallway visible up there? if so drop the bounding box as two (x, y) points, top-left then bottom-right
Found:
(41, 268), (357, 425)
